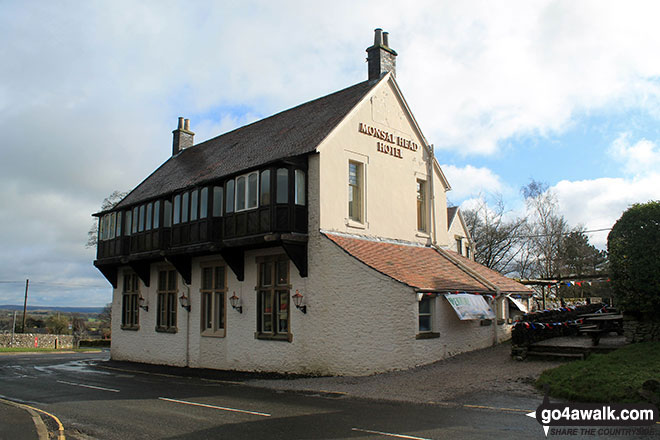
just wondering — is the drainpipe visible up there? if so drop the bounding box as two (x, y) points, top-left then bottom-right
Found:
(428, 144), (437, 246)
(184, 283), (191, 368)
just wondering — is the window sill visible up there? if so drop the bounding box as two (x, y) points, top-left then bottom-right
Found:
(255, 332), (292, 342)
(415, 231), (430, 238)
(346, 219), (367, 229)
(155, 327), (178, 333)
(201, 330), (226, 338)
(416, 332), (440, 340)
(120, 325), (140, 331)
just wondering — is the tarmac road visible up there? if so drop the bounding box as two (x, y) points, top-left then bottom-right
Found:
(0, 352), (657, 439)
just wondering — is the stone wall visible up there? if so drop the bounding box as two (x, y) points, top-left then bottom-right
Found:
(0, 333), (74, 349)
(623, 318), (660, 343)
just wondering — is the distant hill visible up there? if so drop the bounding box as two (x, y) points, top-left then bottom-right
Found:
(0, 305), (104, 314)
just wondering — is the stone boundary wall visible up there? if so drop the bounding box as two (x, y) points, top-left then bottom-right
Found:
(623, 318), (660, 343)
(0, 333), (74, 349)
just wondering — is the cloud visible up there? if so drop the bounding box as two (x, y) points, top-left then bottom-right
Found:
(608, 132), (660, 176)
(553, 174), (660, 249)
(442, 164), (506, 201)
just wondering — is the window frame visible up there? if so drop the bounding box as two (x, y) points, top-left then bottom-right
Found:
(416, 294), (440, 339)
(121, 272), (140, 330)
(156, 268), (178, 333)
(348, 161), (364, 223)
(235, 171), (259, 212)
(416, 179), (427, 232)
(200, 263), (227, 338)
(255, 255), (291, 342)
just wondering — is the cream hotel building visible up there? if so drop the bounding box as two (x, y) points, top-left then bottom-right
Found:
(94, 29), (531, 375)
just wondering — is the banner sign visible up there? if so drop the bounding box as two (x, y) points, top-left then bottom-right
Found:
(444, 293), (495, 320)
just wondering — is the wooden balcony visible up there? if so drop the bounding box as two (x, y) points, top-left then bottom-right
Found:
(94, 203), (307, 289)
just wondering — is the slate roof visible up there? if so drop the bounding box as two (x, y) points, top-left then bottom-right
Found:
(323, 232), (531, 294)
(115, 79), (379, 210)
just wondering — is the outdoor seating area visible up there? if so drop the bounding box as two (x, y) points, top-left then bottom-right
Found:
(511, 303), (626, 360)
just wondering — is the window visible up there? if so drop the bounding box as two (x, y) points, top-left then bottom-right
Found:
(146, 203), (153, 230)
(225, 180), (235, 213)
(109, 213), (116, 239)
(157, 269), (177, 332)
(200, 188), (208, 219)
(121, 272), (139, 330)
(138, 205), (145, 232)
(276, 168), (288, 203)
(125, 210), (132, 235)
(181, 192), (189, 223)
(116, 211), (122, 236)
(295, 170), (305, 206)
(213, 186), (223, 217)
(200, 264), (226, 336)
(235, 172), (258, 211)
(260, 170), (270, 206)
(348, 161), (363, 222)
(248, 172), (258, 209)
(419, 296), (432, 332)
(132, 207), (138, 233)
(466, 246), (471, 259)
(456, 238), (463, 255)
(417, 179), (427, 232)
(256, 256), (290, 340)
(153, 201), (160, 228)
(173, 195), (181, 224)
(163, 200), (172, 227)
(190, 190), (198, 221)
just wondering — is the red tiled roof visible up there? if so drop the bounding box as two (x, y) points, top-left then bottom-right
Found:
(323, 232), (531, 294)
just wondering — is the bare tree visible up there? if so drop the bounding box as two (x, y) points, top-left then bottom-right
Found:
(521, 180), (571, 279)
(462, 195), (526, 275)
(87, 190), (128, 248)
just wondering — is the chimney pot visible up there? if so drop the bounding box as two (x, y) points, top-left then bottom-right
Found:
(374, 28), (383, 46)
(178, 117), (184, 130)
(184, 118), (190, 131)
(383, 32), (389, 47)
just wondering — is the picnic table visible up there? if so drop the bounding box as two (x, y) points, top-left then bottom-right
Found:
(579, 314), (623, 345)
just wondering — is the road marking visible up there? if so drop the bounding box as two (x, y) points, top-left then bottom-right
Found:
(351, 428), (431, 440)
(158, 397), (271, 417)
(56, 380), (119, 393)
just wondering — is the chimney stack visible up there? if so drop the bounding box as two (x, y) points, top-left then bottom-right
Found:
(366, 28), (397, 81)
(172, 117), (194, 156)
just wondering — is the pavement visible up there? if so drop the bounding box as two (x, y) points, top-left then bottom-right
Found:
(0, 398), (44, 440)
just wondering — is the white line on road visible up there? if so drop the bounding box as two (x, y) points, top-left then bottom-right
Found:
(56, 380), (120, 393)
(158, 397), (271, 417)
(351, 427), (432, 440)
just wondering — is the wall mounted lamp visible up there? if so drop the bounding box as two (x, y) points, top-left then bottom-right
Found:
(292, 290), (307, 314)
(138, 295), (149, 311)
(178, 293), (191, 312)
(229, 292), (243, 313)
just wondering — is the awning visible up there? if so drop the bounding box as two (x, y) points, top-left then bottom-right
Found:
(444, 293), (496, 320)
(507, 295), (529, 313)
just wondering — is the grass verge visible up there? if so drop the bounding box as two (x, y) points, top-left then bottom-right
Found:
(536, 341), (660, 403)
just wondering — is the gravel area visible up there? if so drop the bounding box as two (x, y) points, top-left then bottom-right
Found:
(249, 342), (565, 404)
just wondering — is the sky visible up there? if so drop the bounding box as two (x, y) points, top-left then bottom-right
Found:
(2, 0), (660, 307)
